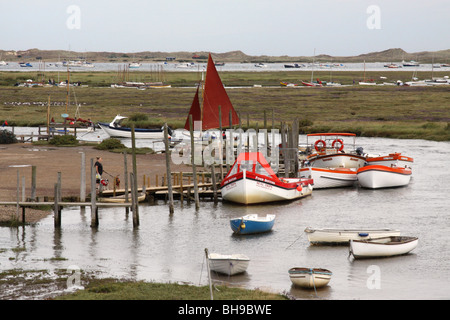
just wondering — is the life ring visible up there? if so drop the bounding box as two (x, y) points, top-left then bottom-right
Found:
(332, 139), (344, 152)
(314, 139), (326, 152)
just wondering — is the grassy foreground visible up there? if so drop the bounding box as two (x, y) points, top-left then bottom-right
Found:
(0, 268), (287, 300)
(1, 70), (450, 141)
(55, 279), (288, 300)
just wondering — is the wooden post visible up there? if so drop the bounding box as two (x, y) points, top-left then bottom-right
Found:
(264, 110), (267, 130)
(164, 123), (174, 214)
(292, 118), (299, 176)
(179, 172), (184, 205)
(131, 125), (139, 227)
(90, 158), (98, 228)
(281, 122), (288, 177)
(211, 164), (218, 204)
(80, 152), (86, 202)
(21, 176), (25, 202)
(218, 105), (224, 181)
(189, 115), (200, 209)
(130, 172), (136, 215)
(15, 170), (19, 222)
(272, 108), (274, 130)
(124, 151), (129, 214)
(57, 172), (62, 202)
(54, 183), (60, 227)
(31, 165), (36, 202)
(247, 113), (250, 153)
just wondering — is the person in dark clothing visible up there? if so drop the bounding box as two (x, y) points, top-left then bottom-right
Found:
(94, 157), (103, 185)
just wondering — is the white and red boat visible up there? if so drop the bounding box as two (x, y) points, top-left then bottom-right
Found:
(357, 165), (412, 189)
(221, 152), (313, 205)
(305, 133), (366, 169)
(366, 152), (413, 168)
(299, 167), (357, 189)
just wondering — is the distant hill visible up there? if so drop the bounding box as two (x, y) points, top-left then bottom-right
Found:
(1, 48), (449, 63)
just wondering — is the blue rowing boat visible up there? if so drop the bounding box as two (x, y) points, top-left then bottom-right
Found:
(230, 214), (276, 235)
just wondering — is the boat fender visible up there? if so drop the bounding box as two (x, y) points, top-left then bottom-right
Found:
(296, 185), (303, 192)
(314, 139), (326, 152)
(358, 232), (369, 237)
(240, 222), (246, 229)
(332, 139), (344, 152)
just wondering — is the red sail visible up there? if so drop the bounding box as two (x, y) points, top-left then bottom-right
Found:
(184, 85), (201, 130)
(201, 53), (239, 130)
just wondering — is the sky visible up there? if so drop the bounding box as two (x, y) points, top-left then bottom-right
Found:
(1, 0), (449, 57)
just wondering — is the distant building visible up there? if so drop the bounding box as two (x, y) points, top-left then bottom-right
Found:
(166, 57), (176, 61)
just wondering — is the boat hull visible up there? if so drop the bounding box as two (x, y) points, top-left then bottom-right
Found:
(357, 165), (412, 189)
(304, 227), (401, 245)
(208, 253), (250, 276)
(307, 153), (366, 169)
(221, 171), (313, 205)
(299, 167), (357, 189)
(99, 123), (165, 139)
(350, 236), (418, 259)
(230, 214), (275, 234)
(288, 268), (332, 289)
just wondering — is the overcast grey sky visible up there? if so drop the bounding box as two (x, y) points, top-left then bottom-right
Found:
(1, 0), (449, 56)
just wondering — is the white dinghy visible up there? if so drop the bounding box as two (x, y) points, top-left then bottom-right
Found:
(208, 253), (250, 276)
(349, 236), (418, 259)
(288, 267), (332, 289)
(304, 227), (401, 245)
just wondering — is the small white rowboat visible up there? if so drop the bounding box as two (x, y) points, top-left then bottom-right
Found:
(349, 236), (418, 259)
(288, 267), (332, 289)
(304, 227), (401, 245)
(208, 253), (250, 276)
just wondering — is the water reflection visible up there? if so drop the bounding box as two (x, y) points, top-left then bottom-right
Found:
(1, 137), (450, 299)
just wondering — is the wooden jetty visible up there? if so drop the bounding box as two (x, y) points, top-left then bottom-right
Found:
(1, 110), (301, 229)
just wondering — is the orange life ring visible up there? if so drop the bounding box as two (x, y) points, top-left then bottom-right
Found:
(314, 139), (326, 152)
(332, 139), (344, 152)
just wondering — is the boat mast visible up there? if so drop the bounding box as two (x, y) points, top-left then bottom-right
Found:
(66, 66), (70, 114)
(311, 48), (315, 83)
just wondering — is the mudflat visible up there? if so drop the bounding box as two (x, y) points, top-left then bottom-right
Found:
(0, 143), (193, 222)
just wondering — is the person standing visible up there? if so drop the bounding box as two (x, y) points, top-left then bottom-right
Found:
(94, 157), (103, 187)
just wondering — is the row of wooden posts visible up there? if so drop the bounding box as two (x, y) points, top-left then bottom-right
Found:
(8, 111), (301, 228)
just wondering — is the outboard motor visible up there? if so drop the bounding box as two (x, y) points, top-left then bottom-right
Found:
(356, 147), (364, 156)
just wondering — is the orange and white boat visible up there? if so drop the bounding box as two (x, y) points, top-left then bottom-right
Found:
(366, 153), (413, 168)
(305, 133), (366, 169)
(299, 167), (357, 189)
(357, 165), (412, 189)
(221, 152), (313, 205)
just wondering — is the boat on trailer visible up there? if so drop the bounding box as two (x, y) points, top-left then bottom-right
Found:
(220, 152), (313, 205)
(349, 236), (418, 259)
(305, 133), (366, 169)
(304, 227), (401, 245)
(288, 267), (332, 289)
(357, 165), (412, 189)
(230, 214), (276, 235)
